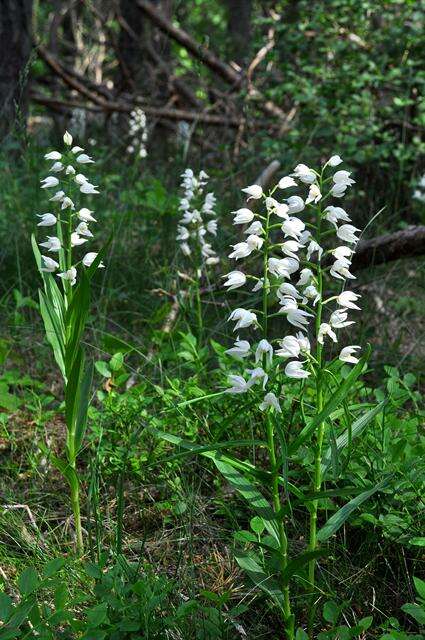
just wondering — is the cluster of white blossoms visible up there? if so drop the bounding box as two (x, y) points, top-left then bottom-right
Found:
(37, 131), (104, 286)
(127, 108), (148, 158)
(176, 168), (219, 269)
(222, 155), (362, 412)
(413, 174), (425, 204)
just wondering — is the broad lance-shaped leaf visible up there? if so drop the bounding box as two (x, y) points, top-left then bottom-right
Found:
(39, 290), (66, 379)
(234, 551), (284, 610)
(65, 269), (90, 377)
(214, 458), (280, 542)
(289, 346), (371, 454)
(321, 399), (388, 477)
(281, 549), (329, 586)
(317, 475), (392, 542)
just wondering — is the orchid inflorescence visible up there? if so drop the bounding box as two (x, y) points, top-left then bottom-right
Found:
(176, 168), (219, 271)
(222, 155), (362, 411)
(37, 130), (104, 287)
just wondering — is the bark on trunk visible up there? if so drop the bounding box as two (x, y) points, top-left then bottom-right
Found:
(224, 0), (252, 65)
(0, 0), (33, 138)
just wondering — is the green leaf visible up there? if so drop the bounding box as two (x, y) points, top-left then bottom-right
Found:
(317, 476), (392, 542)
(42, 557), (66, 578)
(17, 567), (38, 596)
(401, 603), (425, 625)
(250, 516), (266, 535)
(109, 352), (124, 372)
(290, 347), (371, 454)
(410, 537), (425, 547)
(323, 600), (340, 624)
(234, 550), (284, 609)
(414, 577), (425, 601)
(65, 270), (90, 376)
(95, 361), (111, 378)
(0, 593), (12, 622)
(321, 400), (388, 477)
(282, 549), (329, 586)
(86, 602), (108, 627)
(74, 361), (93, 455)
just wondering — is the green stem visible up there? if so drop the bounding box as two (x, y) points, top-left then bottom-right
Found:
(69, 462), (84, 555)
(307, 176), (325, 636)
(263, 206), (294, 639)
(195, 274), (203, 344)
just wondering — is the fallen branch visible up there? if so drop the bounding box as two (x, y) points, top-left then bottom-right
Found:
(135, 0), (242, 87)
(353, 225), (425, 270)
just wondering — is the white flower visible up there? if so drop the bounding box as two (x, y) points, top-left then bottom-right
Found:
(277, 282), (304, 301)
(276, 335), (300, 359)
(80, 182), (99, 194)
(71, 232), (87, 247)
(201, 243), (216, 258)
(260, 392), (281, 413)
(330, 309), (355, 329)
(306, 240), (323, 261)
(206, 220), (217, 235)
(280, 302), (313, 329)
(82, 252), (105, 268)
(292, 164), (316, 184)
(337, 224), (360, 244)
(296, 332), (310, 353)
(332, 245), (354, 261)
(40, 176), (59, 189)
(268, 257), (299, 278)
(246, 367), (268, 389)
(206, 256), (219, 266)
(77, 208), (97, 222)
(281, 217), (305, 240)
(61, 197), (75, 210)
(75, 173), (88, 185)
(225, 338), (250, 359)
(337, 291), (361, 310)
(246, 234), (264, 250)
(333, 170), (355, 186)
(242, 184), (263, 200)
(226, 375), (250, 394)
(44, 151), (61, 161)
(50, 161), (64, 173)
(282, 240), (302, 260)
(244, 220), (264, 236)
(76, 222), (93, 238)
(267, 197), (290, 218)
(328, 155), (343, 167)
(76, 153), (94, 164)
(324, 206), (352, 227)
(49, 190), (65, 202)
(222, 271), (246, 290)
(37, 213), (57, 227)
(285, 361), (310, 379)
(72, 145), (84, 153)
(232, 208), (254, 224)
(229, 242), (251, 260)
(286, 196), (305, 214)
(252, 279), (263, 292)
(278, 176), (297, 189)
(330, 259), (356, 280)
(41, 255), (59, 272)
(306, 184), (322, 204)
(180, 242), (191, 256)
(228, 308), (257, 330)
(297, 268), (313, 286)
(58, 267), (77, 286)
(176, 225), (189, 241)
(331, 182), (349, 198)
(318, 323), (337, 344)
(303, 285), (320, 305)
(255, 339), (273, 366)
(63, 131), (73, 146)
(65, 165), (76, 175)
(339, 345), (361, 364)
(39, 236), (61, 252)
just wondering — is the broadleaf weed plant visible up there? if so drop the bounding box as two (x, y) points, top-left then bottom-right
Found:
(214, 156), (389, 637)
(32, 131), (107, 554)
(176, 168), (219, 341)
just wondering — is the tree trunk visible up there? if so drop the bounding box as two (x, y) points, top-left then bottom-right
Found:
(0, 0), (33, 138)
(224, 0), (252, 66)
(117, 0), (147, 93)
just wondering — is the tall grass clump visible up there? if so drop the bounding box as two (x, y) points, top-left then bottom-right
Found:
(32, 131), (107, 554)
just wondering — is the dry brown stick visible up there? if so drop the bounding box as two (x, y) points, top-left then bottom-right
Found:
(135, 0), (243, 87)
(31, 91), (243, 127)
(352, 225), (425, 270)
